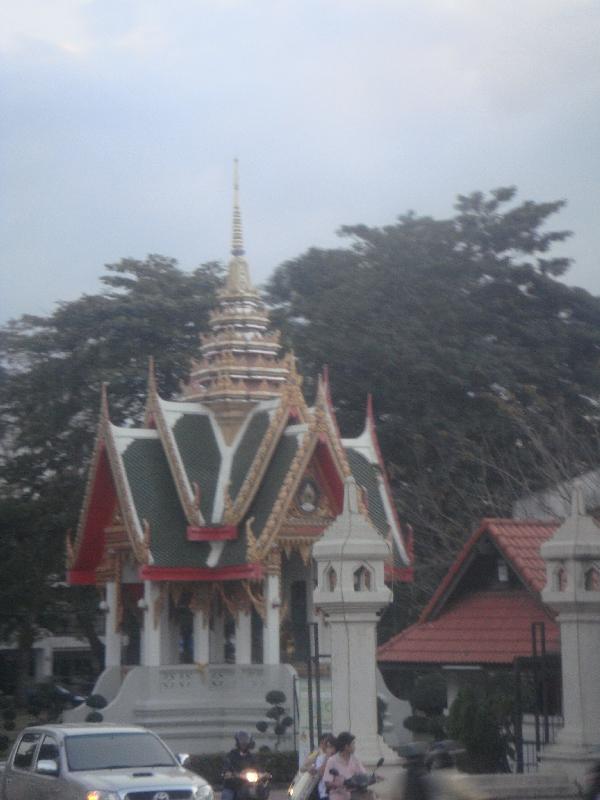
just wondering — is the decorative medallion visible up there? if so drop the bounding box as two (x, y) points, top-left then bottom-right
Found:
(296, 478), (320, 514)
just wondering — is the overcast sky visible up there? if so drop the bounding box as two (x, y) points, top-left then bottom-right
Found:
(2, 0), (599, 325)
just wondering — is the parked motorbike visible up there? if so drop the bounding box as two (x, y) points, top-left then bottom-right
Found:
(329, 758), (384, 800)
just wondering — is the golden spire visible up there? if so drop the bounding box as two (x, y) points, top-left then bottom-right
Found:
(224, 159), (254, 295)
(232, 158), (244, 257)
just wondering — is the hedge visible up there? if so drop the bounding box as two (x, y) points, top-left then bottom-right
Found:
(188, 750), (298, 788)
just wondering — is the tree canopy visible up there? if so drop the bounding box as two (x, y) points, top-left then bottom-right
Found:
(266, 187), (600, 601)
(0, 256), (223, 688)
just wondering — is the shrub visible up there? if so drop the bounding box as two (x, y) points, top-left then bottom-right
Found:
(255, 690), (293, 751)
(86, 694), (108, 709)
(447, 686), (511, 773)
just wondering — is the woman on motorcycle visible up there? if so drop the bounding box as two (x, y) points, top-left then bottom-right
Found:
(324, 732), (366, 800)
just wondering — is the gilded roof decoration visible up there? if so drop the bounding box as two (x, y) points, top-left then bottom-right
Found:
(68, 167), (411, 589)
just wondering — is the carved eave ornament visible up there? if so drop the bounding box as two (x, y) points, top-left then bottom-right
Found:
(69, 384), (113, 571)
(313, 372), (353, 481)
(145, 358), (205, 528)
(223, 371), (311, 525)
(101, 422), (151, 566)
(251, 411), (352, 564)
(71, 385), (151, 576)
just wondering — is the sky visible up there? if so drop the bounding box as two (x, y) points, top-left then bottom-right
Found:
(1, 0), (600, 324)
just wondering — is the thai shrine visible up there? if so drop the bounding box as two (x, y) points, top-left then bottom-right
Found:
(64, 167), (412, 751)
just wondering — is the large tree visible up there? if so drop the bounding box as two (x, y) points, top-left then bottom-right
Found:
(0, 256), (223, 686)
(266, 188), (600, 606)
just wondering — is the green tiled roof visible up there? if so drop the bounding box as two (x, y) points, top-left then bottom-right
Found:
(172, 413), (221, 521)
(122, 437), (211, 567)
(244, 431), (300, 537)
(345, 448), (389, 537)
(230, 410), (271, 500)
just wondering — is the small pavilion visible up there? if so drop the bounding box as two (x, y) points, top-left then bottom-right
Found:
(67, 165), (412, 680)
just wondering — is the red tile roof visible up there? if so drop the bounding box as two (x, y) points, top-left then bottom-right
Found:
(419, 518), (559, 623)
(377, 590), (559, 664)
(486, 519), (559, 593)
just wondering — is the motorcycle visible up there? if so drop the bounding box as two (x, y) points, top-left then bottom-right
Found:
(329, 758), (384, 800)
(233, 767), (272, 800)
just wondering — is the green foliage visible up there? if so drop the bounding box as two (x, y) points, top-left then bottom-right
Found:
(256, 690), (293, 751)
(410, 673), (447, 716)
(188, 750), (297, 787)
(26, 680), (74, 721)
(447, 679), (514, 773)
(86, 694), (108, 709)
(265, 690), (286, 705)
(0, 256), (223, 671)
(402, 714), (446, 739)
(266, 187), (600, 610)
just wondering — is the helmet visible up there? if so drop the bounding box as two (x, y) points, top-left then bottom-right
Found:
(235, 731), (253, 750)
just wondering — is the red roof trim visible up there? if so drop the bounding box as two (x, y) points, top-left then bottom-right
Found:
(140, 563), (263, 582)
(68, 570), (97, 585)
(186, 525), (238, 541)
(385, 564), (413, 582)
(366, 395), (412, 570)
(70, 442), (115, 575)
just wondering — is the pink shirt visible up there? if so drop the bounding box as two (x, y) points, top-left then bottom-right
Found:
(324, 752), (366, 800)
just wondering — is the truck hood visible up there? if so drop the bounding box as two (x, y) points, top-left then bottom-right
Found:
(71, 765), (209, 791)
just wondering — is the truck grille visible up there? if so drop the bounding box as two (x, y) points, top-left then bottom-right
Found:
(125, 792), (193, 799)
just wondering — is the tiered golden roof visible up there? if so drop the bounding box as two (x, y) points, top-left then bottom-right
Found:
(183, 161), (290, 428)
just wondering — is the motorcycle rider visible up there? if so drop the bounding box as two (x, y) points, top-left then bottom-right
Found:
(388, 741), (480, 800)
(324, 732), (366, 800)
(222, 731), (259, 800)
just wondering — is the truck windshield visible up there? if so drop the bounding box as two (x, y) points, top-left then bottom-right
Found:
(65, 732), (176, 771)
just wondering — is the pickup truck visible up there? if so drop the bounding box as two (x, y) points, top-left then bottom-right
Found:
(0, 722), (213, 800)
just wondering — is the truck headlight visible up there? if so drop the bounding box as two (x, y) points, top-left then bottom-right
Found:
(193, 784), (214, 800)
(86, 792), (119, 800)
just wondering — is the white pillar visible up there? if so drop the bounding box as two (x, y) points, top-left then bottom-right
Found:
(193, 608), (210, 663)
(312, 478), (400, 770)
(141, 581), (170, 666)
(541, 484), (600, 781)
(262, 573), (281, 664)
(34, 641), (53, 680)
(210, 612), (226, 663)
(104, 581), (122, 667)
(235, 609), (252, 664)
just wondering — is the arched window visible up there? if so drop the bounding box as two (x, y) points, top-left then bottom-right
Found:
(326, 567), (337, 592)
(554, 565), (568, 592)
(584, 564), (600, 591)
(353, 565), (372, 592)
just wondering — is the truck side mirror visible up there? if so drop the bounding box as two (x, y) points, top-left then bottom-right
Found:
(36, 759), (59, 777)
(177, 753), (190, 767)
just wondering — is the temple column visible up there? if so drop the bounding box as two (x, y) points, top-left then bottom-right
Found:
(210, 612), (226, 663)
(193, 608), (210, 663)
(104, 580), (122, 667)
(141, 581), (170, 666)
(235, 609), (252, 664)
(262, 573), (280, 664)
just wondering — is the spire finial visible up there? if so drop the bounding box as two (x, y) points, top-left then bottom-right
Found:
(232, 158), (244, 257)
(570, 481), (586, 518)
